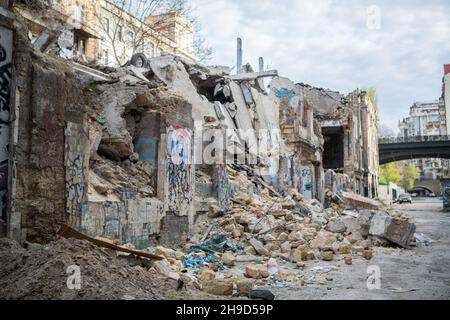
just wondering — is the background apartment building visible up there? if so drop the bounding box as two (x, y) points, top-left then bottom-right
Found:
(398, 99), (449, 180)
(97, 1), (196, 66)
(23, 0), (196, 66)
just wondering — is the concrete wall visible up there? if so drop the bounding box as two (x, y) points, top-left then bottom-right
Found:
(0, 22), (13, 238)
(269, 77), (324, 201)
(325, 169), (351, 193)
(81, 197), (164, 249)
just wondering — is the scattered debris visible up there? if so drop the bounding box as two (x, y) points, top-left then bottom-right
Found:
(414, 233), (434, 246)
(311, 265), (338, 273)
(190, 234), (242, 255)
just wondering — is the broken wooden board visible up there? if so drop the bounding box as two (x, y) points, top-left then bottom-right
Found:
(57, 224), (164, 260)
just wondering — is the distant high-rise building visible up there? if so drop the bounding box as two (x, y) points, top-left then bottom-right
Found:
(398, 98), (449, 180)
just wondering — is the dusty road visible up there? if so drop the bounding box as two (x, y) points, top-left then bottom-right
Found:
(266, 198), (450, 300)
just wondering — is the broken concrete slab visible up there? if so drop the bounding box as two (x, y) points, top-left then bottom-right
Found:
(369, 211), (416, 248)
(340, 192), (382, 210)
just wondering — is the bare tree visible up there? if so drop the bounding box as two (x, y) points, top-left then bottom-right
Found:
(379, 123), (396, 138)
(95, 0), (212, 66)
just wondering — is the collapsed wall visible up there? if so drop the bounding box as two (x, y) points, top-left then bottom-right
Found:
(8, 37), (329, 247)
(3, 2), (384, 250)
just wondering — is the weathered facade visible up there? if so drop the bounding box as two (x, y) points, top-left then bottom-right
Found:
(299, 84), (379, 198)
(360, 91), (379, 198)
(269, 77), (324, 201)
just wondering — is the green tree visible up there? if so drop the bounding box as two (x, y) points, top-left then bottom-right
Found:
(399, 164), (421, 190)
(379, 163), (402, 186)
(366, 88), (378, 109)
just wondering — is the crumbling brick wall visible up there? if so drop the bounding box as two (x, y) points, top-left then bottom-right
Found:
(13, 17), (87, 242)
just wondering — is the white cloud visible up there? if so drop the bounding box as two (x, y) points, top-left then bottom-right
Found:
(190, 0), (450, 132)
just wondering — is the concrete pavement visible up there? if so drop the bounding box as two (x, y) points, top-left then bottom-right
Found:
(266, 198), (450, 300)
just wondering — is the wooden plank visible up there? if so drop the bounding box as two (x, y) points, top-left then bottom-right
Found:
(57, 224), (164, 260)
(200, 224), (215, 243)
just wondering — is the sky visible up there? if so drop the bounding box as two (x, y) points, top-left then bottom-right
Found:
(188, 0), (450, 133)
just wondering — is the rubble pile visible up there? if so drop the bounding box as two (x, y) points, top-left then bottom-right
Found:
(0, 3), (418, 300)
(146, 168), (417, 297)
(0, 238), (215, 300)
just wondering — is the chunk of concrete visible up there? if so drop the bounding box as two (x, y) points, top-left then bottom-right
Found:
(341, 192), (382, 210)
(245, 264), (269, 279)
(369, 211), (416, 248)
(237, 279), (255, 295)
(202, 279), (234, 296)
(249, 238), (269, 256)
(221, 252), (236, 266)
(326, 219), (347, 234)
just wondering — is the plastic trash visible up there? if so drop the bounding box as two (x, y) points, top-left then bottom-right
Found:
(190, 234), (242, 255)
(267, 258), (280, 276)
(414, 233), (433, 246)
(182, 256), (215, 268)
(270, 282), (289, 287)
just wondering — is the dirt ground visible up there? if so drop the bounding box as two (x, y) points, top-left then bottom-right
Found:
(264, 198), (450, 300)
(0, 238), (216, 300)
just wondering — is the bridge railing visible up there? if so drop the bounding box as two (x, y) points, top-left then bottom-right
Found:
(379, 135), (450, 144)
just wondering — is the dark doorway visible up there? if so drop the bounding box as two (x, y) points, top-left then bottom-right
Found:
(322, 127), (344, 171)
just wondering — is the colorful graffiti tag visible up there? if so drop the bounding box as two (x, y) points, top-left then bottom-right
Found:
(166, 125), (193, 216)
(167, 126), (192, 166)
(273, 88), (295, 102)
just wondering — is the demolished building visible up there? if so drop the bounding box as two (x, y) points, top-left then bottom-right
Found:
(0, 1), (420, 300)
(1, 0), (380, 248)
(299, 84), (380, 198)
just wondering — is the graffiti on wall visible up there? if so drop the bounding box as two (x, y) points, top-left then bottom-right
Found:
(166, 125), (193, 216)
(81, 197), (165, 249)
(65, 122), (89, 228)
(0, 26), (13, 233)
(273, 88), (295, 102)
(296, 166), (313, 200)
